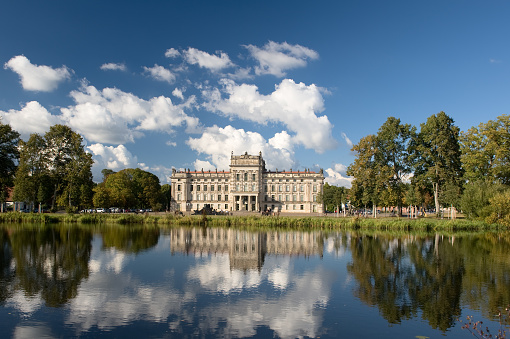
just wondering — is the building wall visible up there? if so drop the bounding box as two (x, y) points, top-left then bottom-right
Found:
(170, 153), (324, 213)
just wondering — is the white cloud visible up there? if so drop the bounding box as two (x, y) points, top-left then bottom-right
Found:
(166, 140), (177, 147)
(325, 163), (353, 188)
(186, 125), (295, 171)
(165, 48), (180, 58)
(4, 55), (71, 91)
(172, 87), (184, 100)
(184, 47), (234, 72)
(143, 64), (176, 83)
(100, 63), (127, 71)
(87, 143), (138, 180)
(60, 85), (199, 144)
(245, 41), (318, 77)
(227, 67), (253, 81)
(0, 101), (62, 140)
(203, 79), (337, 153)
(341, 132), (353, 147)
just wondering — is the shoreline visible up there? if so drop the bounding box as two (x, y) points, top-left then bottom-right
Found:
(0, 211), (507, 232)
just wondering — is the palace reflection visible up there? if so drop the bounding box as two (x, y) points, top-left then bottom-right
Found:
(170, 227), (323, 271)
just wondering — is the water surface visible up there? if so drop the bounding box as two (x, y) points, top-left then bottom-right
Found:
(0, 224), (509, 338)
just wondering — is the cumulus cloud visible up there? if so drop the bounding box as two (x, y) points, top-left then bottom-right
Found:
(143, 64), (176, 83)
(100, 63), (127, 71)
(165, 48), (180, 58)
(4, 55), (71, 91)
(0, 101), (62, 140)
(186, 125), (295, 171)
(203, 79), (337, 153)
(183, 48), (234, 72)
(60, 85), (199, 144)
(244, 41), (318, 77)
(172, 88), (185, 100)
(87, 143), (137, 180)
(325, 163), (353, 188)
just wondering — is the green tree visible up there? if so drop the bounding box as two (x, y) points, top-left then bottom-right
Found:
(347, 134), (381, 213)
(95, 168), (162, 210)
(413, 112), (464, 215)
(160, 184), (172, 211)
(461, 114), (510, 184)
(0, 122), (20, 208)
(460, 180), (507, 220)
(13, 134), (52, 211)
(44, 125), (93, 211)
(375, 117), (416, 215)
(320, 183), (348, 213)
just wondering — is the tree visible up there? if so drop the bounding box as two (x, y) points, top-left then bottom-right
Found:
(348, 117), (415, 216)
(45, 125), (93, 211)
(321, 183), (348, 213)
(460, 180), (507, 220)
(101, 169), (115, 182)
(0, 122), (20, 207)
(160, 184), (171, 211)
(375, 117), (416, 215)
(460, 114), (510, 185)
(413, 112), (463, 215)
(95, 168), (163, 210)
(347, 134), (381, 213)
(13, 133), (51, 211)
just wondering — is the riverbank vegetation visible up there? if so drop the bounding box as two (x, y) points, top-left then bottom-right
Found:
(0, 211), (507, 232)
(2, 113), (510, 227)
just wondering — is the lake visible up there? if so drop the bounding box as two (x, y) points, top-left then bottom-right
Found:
(0, 224), (509, 338)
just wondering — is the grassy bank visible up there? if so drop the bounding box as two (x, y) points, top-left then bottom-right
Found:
(0, 211), (507, 231)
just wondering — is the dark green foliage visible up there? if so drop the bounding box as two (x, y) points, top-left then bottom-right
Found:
(0, 122), (20, 202)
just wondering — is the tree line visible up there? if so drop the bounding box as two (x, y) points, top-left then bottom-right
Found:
(0, 122), (171, 213)
(321, 112), (510, 225)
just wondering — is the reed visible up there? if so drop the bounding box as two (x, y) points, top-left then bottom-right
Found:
(0, 212), (505, 231)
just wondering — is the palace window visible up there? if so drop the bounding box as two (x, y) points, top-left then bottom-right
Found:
(177, 184), (181, 191)
(252, 174), (256, 181)
(204, 185), (207, 191)
(225, 195), (228, 201)
(244, 173), (248, 181)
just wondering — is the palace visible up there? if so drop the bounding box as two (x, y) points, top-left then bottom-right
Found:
(170, 152), (324, 213)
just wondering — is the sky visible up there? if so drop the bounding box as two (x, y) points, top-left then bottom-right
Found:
(1, 1), (509, 187)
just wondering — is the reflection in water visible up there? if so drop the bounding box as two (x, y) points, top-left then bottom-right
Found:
(170, 227), (323, 273)
(1, 226), (92, 309)
(1, 225), (510, 338)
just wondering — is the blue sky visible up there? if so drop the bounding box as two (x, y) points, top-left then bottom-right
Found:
(1, 1), (509, 186)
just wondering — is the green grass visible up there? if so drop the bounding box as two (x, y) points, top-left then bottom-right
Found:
(0, 212), (506, 231)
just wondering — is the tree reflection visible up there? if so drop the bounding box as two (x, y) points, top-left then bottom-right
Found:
(8, 225), (92, 307)
(0, 228), (14, 303)
(459, 233), (510, 317)
(100, 226), (160, 254)
(348, 233), (464, 331)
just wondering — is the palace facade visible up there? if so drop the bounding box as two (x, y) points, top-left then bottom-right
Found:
(170, 152), (324, 213)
